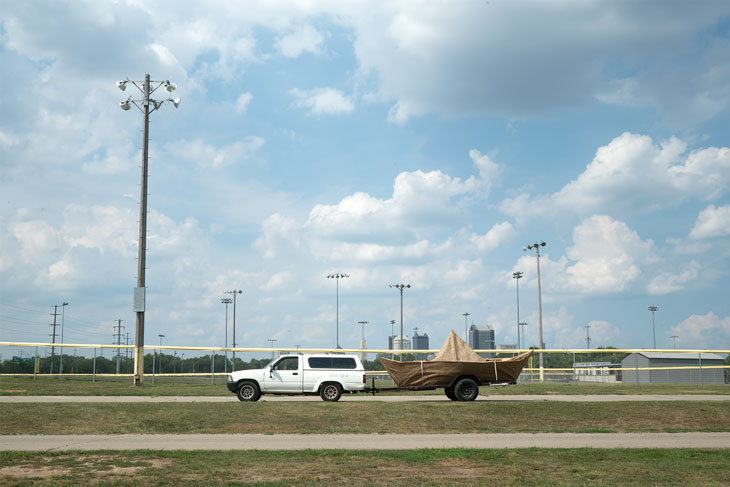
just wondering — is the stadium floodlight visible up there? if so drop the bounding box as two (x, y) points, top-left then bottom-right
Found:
(327, 273), (350, 349)
(523, 241), (547, 381)
(389, 284), (411, 351)
(118, 74), (180, 387)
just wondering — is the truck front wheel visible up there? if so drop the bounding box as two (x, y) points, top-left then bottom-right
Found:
(453, 378), (479, 401)
(237, 381), (261, 402)
(320, 382), (343, 402)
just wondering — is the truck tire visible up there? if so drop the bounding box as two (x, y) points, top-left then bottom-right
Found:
(444, 387), (457, 401)
(453, 378), (479, 401)
(320, 382), (343, 402)
(237, 381), (261, 402)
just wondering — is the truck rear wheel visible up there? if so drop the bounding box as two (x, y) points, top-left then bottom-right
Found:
(237, 381), (261, 402)
(453, 378), (479, 401)
(320, 382), (343, 402)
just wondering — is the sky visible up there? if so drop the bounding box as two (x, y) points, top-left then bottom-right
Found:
(1, 1), (730, 360)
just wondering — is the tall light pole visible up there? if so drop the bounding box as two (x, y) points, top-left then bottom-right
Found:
(519, 322), (528, 350)
(512, 271), (523, 349)
(462, 312), (471, 345)
(221, 298), (233, 374)
(390, 284), (411, 350)
(327, 273), (349, 349)
(225, 290), (242, 369)
(59, 302), (68, 374)
(585, 325), (591, 349)
(524, 241), (546, 381)
(648, 306), (658, 349)
(118, 75), (180, 387)
(390, 319), (396, 358)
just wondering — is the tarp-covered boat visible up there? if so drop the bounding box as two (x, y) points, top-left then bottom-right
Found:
(379, 330), (532, 388)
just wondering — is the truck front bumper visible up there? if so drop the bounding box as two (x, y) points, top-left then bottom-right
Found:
(227, 381), (237, 393)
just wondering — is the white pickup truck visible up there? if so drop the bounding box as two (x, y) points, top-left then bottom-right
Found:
(227, 354), (366, 402)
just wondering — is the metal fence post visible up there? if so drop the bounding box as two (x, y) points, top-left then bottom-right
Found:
(699, 353), (703, 386)
(93, 348), (96, 383)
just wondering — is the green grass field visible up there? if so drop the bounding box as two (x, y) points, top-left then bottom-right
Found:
(2, 449), (730, 486)
(1, 375), (729, 396)
(3, 377), (729, 486)
(2, 401), (729, 434)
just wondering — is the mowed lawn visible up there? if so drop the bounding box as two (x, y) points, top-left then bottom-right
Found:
(1, 375), (729, 396)
(2, 400), (729, 434)
(2, 449), (730, 486)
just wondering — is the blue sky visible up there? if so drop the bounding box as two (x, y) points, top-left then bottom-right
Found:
(1, 1), (729, 358)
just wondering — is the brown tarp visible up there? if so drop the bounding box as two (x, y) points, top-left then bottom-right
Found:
(379, 330), (532, 387)
(432, 330), (484, 361)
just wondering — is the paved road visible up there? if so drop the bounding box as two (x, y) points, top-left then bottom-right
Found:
(1, 394), (729, 402)
(2, 433), (729, 451)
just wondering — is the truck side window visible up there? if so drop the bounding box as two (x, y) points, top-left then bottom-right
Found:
(274, 356), (298, 371)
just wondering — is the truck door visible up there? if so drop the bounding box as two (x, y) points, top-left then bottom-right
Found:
(264, 356), (301, 393)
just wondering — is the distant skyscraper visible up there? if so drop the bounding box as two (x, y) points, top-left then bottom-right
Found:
(392, 335), (411, 351)
(469, 324), (495, 358)
(412, 331), (429, 359)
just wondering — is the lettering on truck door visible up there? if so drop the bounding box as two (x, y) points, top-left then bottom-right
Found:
(264, 356), (302, 393)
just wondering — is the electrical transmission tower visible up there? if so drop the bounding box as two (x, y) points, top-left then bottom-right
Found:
(113, 320), (125, 375)
(49, 305), (60, 374)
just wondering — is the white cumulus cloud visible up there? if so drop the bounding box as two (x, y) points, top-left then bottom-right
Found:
(290, 87), (354, 116)
(647, 261), (701, 295)
(690, 204), (730, 239)
(274, 24), (324, 58)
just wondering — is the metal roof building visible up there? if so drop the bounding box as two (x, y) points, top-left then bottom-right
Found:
(621, 352), (726, 384)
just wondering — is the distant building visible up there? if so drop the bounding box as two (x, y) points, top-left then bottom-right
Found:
(469, 324), (495, 358)
(574, 361), (619, 383)
(412, 331), (430, 360)
(621, 352), (725, 384)
(497, 344), (518, 351)
(392, 335), (411, 353)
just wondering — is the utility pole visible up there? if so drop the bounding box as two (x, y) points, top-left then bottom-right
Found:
(118, 74), (180, 387)
(585, 325), (591, 349)
(268, 338), (278, 359)
(59, 302), (68, 374)
(49, 305), (60, 374)
(125, 332), (130, 371)
(113, 320), (125, 375)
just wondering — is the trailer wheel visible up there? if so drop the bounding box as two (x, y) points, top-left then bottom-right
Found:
(320, 382), (343, 402)
(444, 387), (457, 401)
(454, 378), (479, 401)
(237, 381), (261, 402)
